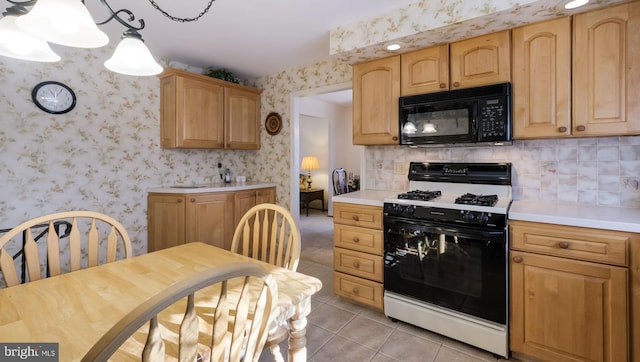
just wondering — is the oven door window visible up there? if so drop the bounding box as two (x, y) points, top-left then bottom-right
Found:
(384, 219), (506, 324)
(399, 100), (475, 145)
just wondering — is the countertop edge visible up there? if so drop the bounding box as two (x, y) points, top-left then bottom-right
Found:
(148, 182), (277, 194)
(333, 190), (400, 208)
(509, 200), (640, 233)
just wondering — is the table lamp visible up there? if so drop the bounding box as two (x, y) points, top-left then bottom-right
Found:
(301, 156), (319, 189)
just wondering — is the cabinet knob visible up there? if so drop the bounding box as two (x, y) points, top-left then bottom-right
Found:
(190, 198), (196, 203)
(559, 241), (570, 249)
(439, 83), (446, 89)
(352, 287), (359, 295)
(453, 82), (460, 88)
(352, 215), (360, 221)
(392, 136), (398, 141)
(353, 262), (360, 269)
(177, 199), (183, 203)
(353, 237), (360, 243)
(558, 126), (567, 133)
(575, 125), (586, 132)
(513, 256), (523, 263)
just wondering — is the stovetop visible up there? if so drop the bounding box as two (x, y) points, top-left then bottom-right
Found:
(385, 162), (513, 215)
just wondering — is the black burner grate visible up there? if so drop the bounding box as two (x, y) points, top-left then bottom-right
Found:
(397, 190), (442, 201)
(455, 193), (498, 207)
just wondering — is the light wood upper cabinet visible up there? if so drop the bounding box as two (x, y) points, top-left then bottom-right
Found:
(573, 2), (640, 136)
(449, 30), (511, 89)
(513, 3), (640, 139)
(401, 44), (449, 95)
(512, 17), (572, 138)
(352, 55), (400, 145)
(400, 31), (510, 96)
(225, 87), (261, 149)
(159, 68), (262, 149)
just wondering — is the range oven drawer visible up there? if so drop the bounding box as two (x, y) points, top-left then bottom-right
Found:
(333, 271), (383, 309)
(334, 247), (383, 282)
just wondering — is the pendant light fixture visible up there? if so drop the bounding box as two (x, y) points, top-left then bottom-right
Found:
(0, 0), (217, 76)
(0, 2), (59, 62)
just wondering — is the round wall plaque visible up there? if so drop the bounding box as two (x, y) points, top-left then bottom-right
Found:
(265, 112), (282, 135)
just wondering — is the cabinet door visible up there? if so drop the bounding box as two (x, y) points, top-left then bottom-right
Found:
(256, 187), (276, 204)
(450, 30), (511, 89)
(147, 194), (186, 252)
(573, 2), (640, 136)
(174, 75), (225, 148)
(510, 250), (628, 362)
(401, 44), (449, 95)
(352, 55), (400, 145)
(512, 17), (571, 139)
(186, 193), (234, 250)
(225, 87), (261, 150)
(234, 190), (258, 227)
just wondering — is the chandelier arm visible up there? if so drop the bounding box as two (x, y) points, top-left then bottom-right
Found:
(3, 0), (35, 15)
(147, 0), (215, 22)
(93, 0), (145, 31)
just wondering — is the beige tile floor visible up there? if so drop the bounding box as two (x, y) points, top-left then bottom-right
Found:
(260, 208), (517, 362)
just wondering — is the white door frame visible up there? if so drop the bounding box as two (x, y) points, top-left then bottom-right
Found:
(289, 81), (351, 221)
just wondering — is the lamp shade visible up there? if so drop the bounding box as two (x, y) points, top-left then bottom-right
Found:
(104, 35), (163, 76)
(16, 0), (109, 48)
(301, 156), (320, 171)
(0, 15), (60, 62)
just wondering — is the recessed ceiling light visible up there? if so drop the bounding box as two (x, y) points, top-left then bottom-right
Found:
(564, 0), (589, 9)
(386, 43), (401, 51)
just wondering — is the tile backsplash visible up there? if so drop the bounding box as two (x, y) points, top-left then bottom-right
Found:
(365, 136), (640, 208)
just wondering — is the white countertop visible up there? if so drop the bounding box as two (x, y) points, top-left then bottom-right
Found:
(509, 200), (640, 233)
(332, 191), (640, 233)
(148, 182), (277, 194)
(333, 189), (400, 207)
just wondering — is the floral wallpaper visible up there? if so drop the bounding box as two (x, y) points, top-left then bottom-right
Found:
(0, 0), (638, 266)
(330, 0), (629, 65)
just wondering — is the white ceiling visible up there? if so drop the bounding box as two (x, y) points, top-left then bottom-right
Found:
(85, 0), (418, 80)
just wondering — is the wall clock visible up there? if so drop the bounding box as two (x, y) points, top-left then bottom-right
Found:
(31, 81), (77, 114)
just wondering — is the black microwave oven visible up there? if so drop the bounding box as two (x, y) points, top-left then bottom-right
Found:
(399, 83), (511, 147)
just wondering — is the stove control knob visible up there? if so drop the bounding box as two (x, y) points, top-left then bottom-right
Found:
(404, 205), (415, 216)
(464, 212), (476, 222)
(479, 213), (490, 224)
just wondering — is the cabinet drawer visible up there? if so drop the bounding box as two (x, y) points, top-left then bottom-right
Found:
(334, 247), (383, 282)
(510, 220), (629, 266)
(333, 271), (383, 310)
(333, 203), (382, 229)
(333, 224), (383, 255)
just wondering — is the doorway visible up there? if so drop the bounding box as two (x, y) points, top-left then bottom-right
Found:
(290, 82), (362, 220)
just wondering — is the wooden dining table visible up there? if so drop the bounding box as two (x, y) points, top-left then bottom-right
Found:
(0, 242), (322, 361)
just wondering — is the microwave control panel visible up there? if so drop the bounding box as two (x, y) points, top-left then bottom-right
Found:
(478, 97), (509, 141)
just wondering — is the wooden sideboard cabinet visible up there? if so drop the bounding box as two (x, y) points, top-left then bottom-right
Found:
(158, 68), (261, 149)
(509, 220), (639, 362)
(147, 186), (275, 252)
(513, 2), (640, 139)
(333, 202), (384, 310)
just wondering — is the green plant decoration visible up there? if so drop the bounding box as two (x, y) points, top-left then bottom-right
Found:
(204, 67), (239, 84)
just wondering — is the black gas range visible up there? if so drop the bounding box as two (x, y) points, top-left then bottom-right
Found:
(383, 162), (512, 358)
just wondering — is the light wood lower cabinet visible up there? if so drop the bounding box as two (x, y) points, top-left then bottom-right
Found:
(509, 220), (637, 362)
(333, 202), (383, 310)
(147, 186), (275, 252)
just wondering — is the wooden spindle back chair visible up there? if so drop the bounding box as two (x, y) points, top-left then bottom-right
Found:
(0, 210), (132, 288)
